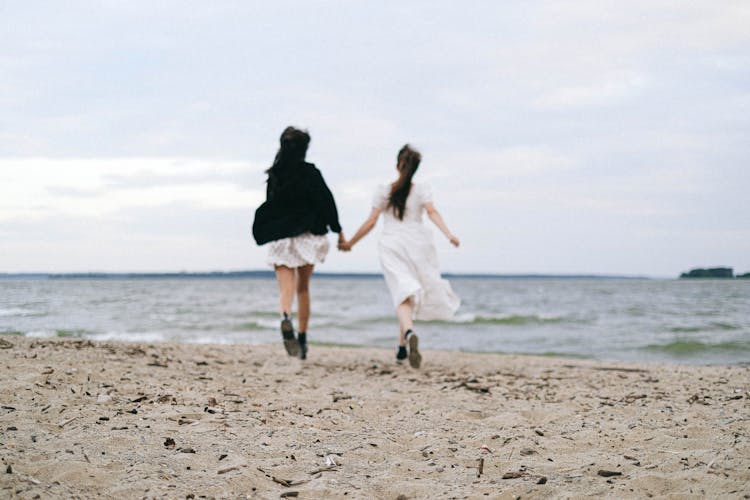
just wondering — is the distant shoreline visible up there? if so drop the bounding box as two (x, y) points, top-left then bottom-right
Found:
(0, 271), (652, 280)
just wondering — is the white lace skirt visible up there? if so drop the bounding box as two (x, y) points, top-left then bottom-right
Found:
(266, 232), (330, 268)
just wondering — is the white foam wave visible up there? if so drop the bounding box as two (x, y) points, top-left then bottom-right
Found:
(0, 308), (41, 317)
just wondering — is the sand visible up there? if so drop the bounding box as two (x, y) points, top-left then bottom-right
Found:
(1, 336), (748, 499)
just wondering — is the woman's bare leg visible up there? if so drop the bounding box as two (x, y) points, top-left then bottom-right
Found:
(296, 264), (314, 333)
(274, 265), (300, 356)
(274, 265), (295, 317)
(396, 299), (414, 346)
(396, 298), (420, 368)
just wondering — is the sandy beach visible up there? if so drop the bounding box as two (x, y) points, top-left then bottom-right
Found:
(1, 337), (748, 499)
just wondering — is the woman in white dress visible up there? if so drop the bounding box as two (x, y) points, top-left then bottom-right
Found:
(253, 126), (345, 360)
(339, 144), (460, 368)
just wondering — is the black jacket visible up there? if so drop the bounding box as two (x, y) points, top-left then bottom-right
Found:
(252, 162), (342, 245)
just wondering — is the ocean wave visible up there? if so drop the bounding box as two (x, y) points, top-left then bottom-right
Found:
(643, 340), (750, 356)
(312, 314), (573, 329)
(233, 321), (270, 331)
(0, 307), (43, 317)
(25, 330), (56, 338)
(536, 351), (593, 359)
(55, 329), (90, 338)
(450, 314), (568, 326)
(245, 311), (285, 319)
(6, 329), (93, 338)
(668, 322), (741, 333)
(89, 331), (169, 343)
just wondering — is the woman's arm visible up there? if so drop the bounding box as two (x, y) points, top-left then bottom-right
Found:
(339, 207), (381, 251)
(424, 202), (460, 247)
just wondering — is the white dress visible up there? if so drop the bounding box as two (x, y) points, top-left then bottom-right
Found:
(373, 183), (460, 320)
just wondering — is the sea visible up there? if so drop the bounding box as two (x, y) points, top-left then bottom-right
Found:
(1, 275), (749, 365)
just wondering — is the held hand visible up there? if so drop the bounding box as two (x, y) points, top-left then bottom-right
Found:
(337, 232), (348, 251)
(337, 233), (352, 251)
(449, 235), (460, 248)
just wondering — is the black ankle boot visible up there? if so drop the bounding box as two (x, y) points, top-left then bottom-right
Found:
(280, 313), (299, 357)
(297, 332), (308, 360)
(396, 345), (407, 362)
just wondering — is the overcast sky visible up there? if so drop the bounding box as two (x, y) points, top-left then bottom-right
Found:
(1, 1), (749, 276)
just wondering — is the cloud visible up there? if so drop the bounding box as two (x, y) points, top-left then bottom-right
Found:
(0, 157), (264, 221)
(532, 73), (648, 110)
(431, 147), (579, 180)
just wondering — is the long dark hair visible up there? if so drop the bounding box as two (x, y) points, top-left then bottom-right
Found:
(266, 126), (310, 187)
(387, 144), (421, 220)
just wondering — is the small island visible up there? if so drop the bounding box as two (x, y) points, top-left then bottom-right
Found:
(680, 267), (734, 279)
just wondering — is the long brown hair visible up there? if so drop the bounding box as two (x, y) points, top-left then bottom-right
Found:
(387, 144), (421, 220)
(265, 126), (310, 197)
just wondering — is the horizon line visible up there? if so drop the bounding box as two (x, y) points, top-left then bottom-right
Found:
(0, 270), (656, 280)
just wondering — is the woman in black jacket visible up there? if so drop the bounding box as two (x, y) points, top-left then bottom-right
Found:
(253, 126), (344, 359)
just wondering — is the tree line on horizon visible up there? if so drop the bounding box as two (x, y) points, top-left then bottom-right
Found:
(679, 267), (750, 279)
